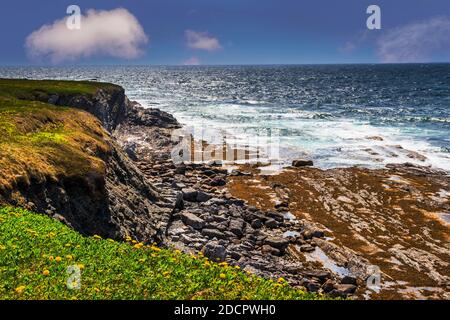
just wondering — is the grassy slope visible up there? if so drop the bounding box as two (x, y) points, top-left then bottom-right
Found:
(0, 79), (115, 190)
(0, 207), (320, 300)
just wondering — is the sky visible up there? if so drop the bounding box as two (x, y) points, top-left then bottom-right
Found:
(1, 0), (450, 65)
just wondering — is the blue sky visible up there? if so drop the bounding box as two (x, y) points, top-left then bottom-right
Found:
(1, 0), (450, 65)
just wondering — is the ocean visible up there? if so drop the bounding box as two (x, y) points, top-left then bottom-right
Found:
(1, 64), (449, 171)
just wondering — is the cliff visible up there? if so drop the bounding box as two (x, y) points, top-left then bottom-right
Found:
(0, 79), (177, 242)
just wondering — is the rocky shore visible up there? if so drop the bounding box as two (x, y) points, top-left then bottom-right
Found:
(2, 80), (448, 299)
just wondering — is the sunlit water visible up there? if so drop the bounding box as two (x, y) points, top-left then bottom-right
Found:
(1, 64), (449, 170)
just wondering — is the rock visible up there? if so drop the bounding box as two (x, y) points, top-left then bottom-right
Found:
(180, 212), (205, 230)
(334, 284), (357, 295)
(306, 281), (321, 292)
(303, 230), (325, 240)
(264, 237), (289, 250)
(196, 191), (212, 202)
(210, 177), (226, 187)
(202, 228), (226, 240)
(292, 159), (314, 167)
(303, 270), (331, 282)
(202, 242), (227, 262)
(265, 218), (278, 228)
(182, 188), (198, 202)
(261, 244), (281, 256)
(340, 276), (357, 285)
(251, 219), (263, 229)
(299, 244), (315, 253)
(229, 219), (245, 237)
(322, 279), (336, 293)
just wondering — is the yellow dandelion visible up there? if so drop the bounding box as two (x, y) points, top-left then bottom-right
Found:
(133, 243), (144, 249)
(138, 258), (146, 263)
(93, 235), (102, 240)
(66, 255), (73, 260)
(163, 271), (170, 277)
(219, 273), (226, 279)
(131, 240), (138, 244)
(77, 264), (85, 270)
(235, 266), (240, 270)
(48, 256), (54, 261)
(277, 277), (285, 283)
(42, 269), (50, 276)
(94, 288), (100, 293)
(55, 256), (62, 263)
(124, 236), (132, 242)
(15, 286), (26, 294)
(219, 262), (228, 267)
(175, 250), (181, 255)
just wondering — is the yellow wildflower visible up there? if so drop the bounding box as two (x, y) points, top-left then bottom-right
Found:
(277, 277), (285, 283)
(133, 243), (144, 249)
(163, 271), (170, 277)
(15, 286), (26, 294)
(66, 255), (73, 260)
(42, 269), (50, 276)
(219, 273), (226, 279)
(77, 264), (85, 270)
(55, 256), (62, 263)
(93, 235), (102, 240)
(48, 256), (54, 261)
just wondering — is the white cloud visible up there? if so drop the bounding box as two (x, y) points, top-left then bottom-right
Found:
(183, 57), (201, 65)
(26, 8), (148, 63)
(377, 17), (450, 63)
(185, 30), (221, 51)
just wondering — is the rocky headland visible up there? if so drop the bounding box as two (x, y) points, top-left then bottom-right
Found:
(0, 79), (448, 300)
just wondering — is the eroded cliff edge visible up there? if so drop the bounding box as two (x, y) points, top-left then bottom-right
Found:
(0, 79), (178, 243)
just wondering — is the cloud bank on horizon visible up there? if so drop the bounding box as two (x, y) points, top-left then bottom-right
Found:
(377, 17), (450, 63)
(26, 8), (148, 63)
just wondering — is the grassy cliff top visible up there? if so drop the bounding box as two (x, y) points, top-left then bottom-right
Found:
(0, 206), (320, 300)
(0, 79), (114, 191)
(0, 78), (120, 99)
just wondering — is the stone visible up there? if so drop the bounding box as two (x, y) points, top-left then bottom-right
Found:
(229, 219), (245, 237)
(322, 279), (336, 293)
(261, 245), (281, 256)
(202, 243), (227, 262)
(334, 284), (357, 295)
(182, 188), (198, 202)
(180, 212), (205, 230)
(306, 281), (321, 292)
(210, 177), (226, 187)
(303, 230), (325, 240)
(265, 218), (278, 228)
(292, 159), (314, 167)
(264, 237), (289, 250)
(201, 228), (226, 239)
(299, 244), (315, 252)
(251, 219), (263, 229)
(340, 276), (357, 285)
(196, 191), (212, 202)
(303, 270), (331, 282)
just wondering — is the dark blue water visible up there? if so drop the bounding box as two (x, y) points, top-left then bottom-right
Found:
(1, 64), (449, 170)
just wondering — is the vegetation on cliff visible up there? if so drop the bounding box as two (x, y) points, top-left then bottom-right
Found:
(0, 206), (319, 300)
(0, 79), (118, 191)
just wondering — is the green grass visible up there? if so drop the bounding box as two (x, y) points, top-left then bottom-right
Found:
(0, 78), (119, 100)
(0, 207), (322, 300)
(0, 80), (112, 190)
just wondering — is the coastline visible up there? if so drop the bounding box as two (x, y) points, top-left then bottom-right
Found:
(0, 79), (448, 300)
(116, 94), (450, 299)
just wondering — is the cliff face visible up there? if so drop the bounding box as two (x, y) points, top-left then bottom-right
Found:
(0, 79), (176, 242)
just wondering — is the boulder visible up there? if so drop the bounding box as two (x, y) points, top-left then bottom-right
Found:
(180, 212), (205, 230)
(202, 242), (227, 262)
(264, 237), (289, 250)
(196, 191), (212, 202)
(292, 159), (314, 167)
(229, 219), (245, 237)
(201, 228), (226, 240)
(182, 188), (198, 202)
